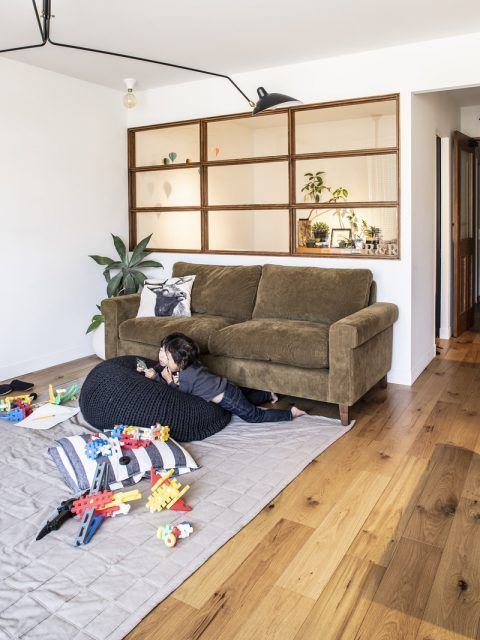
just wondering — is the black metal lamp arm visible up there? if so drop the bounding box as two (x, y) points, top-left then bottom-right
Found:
(1, 0), (255, 107)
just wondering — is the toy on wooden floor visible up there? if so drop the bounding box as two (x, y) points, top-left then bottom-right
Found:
(146, 468), (190, 513)
(0, 395), (33, 422)
(49, 384), (79, 405)
(157, 522), (193, 547)
(150, 466), (192, 511)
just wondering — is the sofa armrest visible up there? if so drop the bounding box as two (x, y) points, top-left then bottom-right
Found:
(330, 303), (399, 349)
(328, 303), (399, 406)
(101, 294), (140, 359)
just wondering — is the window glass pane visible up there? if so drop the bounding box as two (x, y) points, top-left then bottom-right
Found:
(136, 210), (201, 250)
(208, 210), (289, 252)
(135, 124), (200, 166)
(207, 113), (287, 160)
(295, 100), (397, 153)
(136, 168), (200, 207)
(208, 162), (288, 206)
(296, 154), (397, 203)
(295, 207), (398, 256)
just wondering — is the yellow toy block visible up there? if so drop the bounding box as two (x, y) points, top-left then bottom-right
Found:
(146, 469), (190, 513)
(103, 489), (142, 509)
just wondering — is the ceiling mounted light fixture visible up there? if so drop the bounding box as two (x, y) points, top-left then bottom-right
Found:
(123, 78), (137, 109)
(1, 0), (301, 115)
(252, 87), (302, 115)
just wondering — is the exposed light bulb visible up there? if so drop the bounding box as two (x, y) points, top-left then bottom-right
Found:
(123, 89), (137, 108)
(123, 78), (137, 109)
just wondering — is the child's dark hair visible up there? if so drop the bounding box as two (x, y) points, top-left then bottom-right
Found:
(161, 332), (200, 370)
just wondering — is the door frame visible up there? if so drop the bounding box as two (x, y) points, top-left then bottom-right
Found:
(453, 131), (477, 336)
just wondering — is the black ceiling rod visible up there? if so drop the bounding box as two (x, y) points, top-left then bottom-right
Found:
(0, 0), (255, 107)
(0, 0), (47, 53)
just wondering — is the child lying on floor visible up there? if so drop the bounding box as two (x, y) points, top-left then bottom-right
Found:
(137, 332), (305, 423)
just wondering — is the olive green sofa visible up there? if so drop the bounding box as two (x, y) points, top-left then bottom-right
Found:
(102, 262), (399, 425)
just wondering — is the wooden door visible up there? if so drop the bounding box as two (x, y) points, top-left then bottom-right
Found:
(453, 131), (477, 336)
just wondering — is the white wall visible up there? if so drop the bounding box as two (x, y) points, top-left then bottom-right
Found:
(411, 92), (460, 372)
(0, 57), (128, 380)
(124, 30), (480, 385)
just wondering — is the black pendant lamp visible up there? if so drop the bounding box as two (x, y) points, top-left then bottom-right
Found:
(1, 0), (301, 116)
(252, 87), (302, 115)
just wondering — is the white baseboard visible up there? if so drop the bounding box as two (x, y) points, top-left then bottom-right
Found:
(0, 344), (95, 382)
(411, 343), (437, 384)
(385, 368), (413, 386)
(439, 325), (451, 340)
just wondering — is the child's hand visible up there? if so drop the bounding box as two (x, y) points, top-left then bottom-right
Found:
(144, 368), (157, 379)
(161, 367), (173, 384)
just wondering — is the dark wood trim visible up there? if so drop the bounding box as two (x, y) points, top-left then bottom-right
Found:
(128, 93), (400, 259)
(127, 93), (400, 133)
(130, 148), (398, 172)
(132, 162), (201, 172)
(128, 130), (137, 250)
(200, 120), (208, 251)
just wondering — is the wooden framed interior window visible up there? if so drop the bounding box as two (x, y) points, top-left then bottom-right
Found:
(128, 94), (400, 258)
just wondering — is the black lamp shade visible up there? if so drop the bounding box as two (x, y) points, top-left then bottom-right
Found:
(252, 86), (302, 115)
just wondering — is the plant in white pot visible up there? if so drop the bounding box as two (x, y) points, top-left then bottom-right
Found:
(87, 234), (162, 359)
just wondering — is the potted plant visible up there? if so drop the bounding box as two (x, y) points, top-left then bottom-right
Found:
(87, 233), (162, 358)
(297, 172), (329, 245)
(312, 221), (330, 243)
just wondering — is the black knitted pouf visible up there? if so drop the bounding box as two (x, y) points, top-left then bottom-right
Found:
(79, 355), (231, 441)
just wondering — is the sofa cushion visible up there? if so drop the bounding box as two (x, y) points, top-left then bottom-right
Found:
(172, 262), (262, 321)
(253, 264), (373, 325)
(209, 319), (330, 369)
(119, 314), (234, 354)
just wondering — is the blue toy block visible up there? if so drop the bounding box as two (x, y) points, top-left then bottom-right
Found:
(84, 514), (104, 544)
(111, 425), (125, 439)
(85, 438), (107, 460)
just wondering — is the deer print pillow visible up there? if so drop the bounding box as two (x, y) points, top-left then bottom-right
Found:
(136, 276), (196, 318)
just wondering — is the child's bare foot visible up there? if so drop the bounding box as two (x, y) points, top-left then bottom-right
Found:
(270, 392), (278, 404)
(291, 406), (306, 419)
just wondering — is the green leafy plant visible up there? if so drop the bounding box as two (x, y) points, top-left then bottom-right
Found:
(87, 234), (162, 333)
(302, 172), (329, 204)
(312, 221), (330, 236)
(302, 172), (350, 226)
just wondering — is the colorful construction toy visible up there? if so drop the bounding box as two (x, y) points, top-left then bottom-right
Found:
(0, 395), (33, 422)
(157, 522), (193, 547)
(150, 467), (192, 511)
(49, 384), (79, 405)
(145, 468), (190, 514)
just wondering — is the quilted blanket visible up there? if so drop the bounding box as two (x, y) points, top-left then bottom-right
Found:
(0, 388), (352, 639)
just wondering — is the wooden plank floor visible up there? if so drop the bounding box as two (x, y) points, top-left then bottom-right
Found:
(5, 325), (480, 639)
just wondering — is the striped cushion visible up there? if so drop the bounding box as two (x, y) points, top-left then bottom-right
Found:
(48, 434), (198, 493)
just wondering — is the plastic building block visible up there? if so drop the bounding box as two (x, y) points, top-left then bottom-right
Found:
(71, 490), (114, 517)
(49, 384), (79, 406)
(85, 438), (109, 460)
(111, 424), (126, 439)
(149, 467), (192, 511)
(84, 514), (104, 544)
(157, 522), (193, 547)
(75, 508), (96, 546)
(146, 469), (190, 514)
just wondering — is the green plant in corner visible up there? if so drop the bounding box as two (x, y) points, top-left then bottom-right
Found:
(86, 233), (162, 333)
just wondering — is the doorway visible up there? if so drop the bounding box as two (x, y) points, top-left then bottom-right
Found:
(453, 131), (478, 336)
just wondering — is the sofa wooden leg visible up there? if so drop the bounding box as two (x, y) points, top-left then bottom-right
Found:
(339, 404), (349, 426)
(379, 375), (388, 389)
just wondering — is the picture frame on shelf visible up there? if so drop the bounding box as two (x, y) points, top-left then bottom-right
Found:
(330, 228), (352, 249)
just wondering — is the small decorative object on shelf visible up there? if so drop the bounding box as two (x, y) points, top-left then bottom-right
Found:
(163, 157), (170, 165)
(185, 158), (191, 163)
(330, 228), (352, 249)
(168, 152), (177, 163)
(312, 221), (330, 247)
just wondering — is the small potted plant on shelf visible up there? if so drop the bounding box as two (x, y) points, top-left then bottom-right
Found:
(312, 221), (330, 245)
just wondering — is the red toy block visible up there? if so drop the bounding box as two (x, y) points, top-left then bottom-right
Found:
(120, 436), (151, 449)
(149, 467), (192, 511)
(71, 491), (113, 517)
(96, 505), (120, 518)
